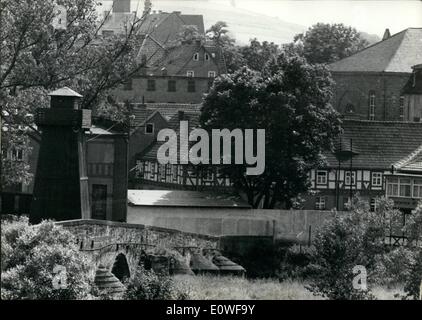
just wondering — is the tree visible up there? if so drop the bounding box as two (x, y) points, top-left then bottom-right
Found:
(294, 23), (369, 64)
(1, 217), (92, 299)
(206, 21), (243, 74)
(0, 0), (148, 189)
(206, 21), (234, 48)
(239, 38), (280, 72)
(200, 53), (341, 208)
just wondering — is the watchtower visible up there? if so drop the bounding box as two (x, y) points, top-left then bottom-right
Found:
(30, 87), (91, 223)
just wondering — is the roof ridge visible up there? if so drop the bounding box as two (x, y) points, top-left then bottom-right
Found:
(393, 144), (422, 169)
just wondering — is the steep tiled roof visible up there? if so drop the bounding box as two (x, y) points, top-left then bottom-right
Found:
(329, 28), (422, 73)
(324, 120), (422, 169)
(128, 189), (250, 208)
(393, 145), (422, 172)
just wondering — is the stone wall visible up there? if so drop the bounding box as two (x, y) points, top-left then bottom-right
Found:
(57, 219), (218, 250)
(332, 72), (410, 121)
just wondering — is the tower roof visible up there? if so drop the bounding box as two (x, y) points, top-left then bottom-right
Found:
(329, 28), (422, 73)
(48, 87), (83, 97)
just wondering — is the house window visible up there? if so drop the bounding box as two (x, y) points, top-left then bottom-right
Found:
(387, 177), (399, 196)
(315, 197), (326, 210)
(168, 80), (176, 92)
(8, 148), (24, 160)
(186, 71), (194, 77)
(208, 71), (216, 78)
(399, 178), (411, 197)
(172, 165), (178, 182)
(399, 96), (404, 121)
(370, 198), (377, 212)
(316, 170), (327, 185)
(345, 171), (356, 186)
(205, 53), (210, 61)
(371, 172), (382, 187)
(413, 179), (422, 198)
(369, 92), (375, 120)
(123, 79), (132, 90)
(193, 53), (199, 61)
(147, 79), (156, 91)
(145, 123), (154, 134)
(149, 162), (156, 179)
(187, 79), (196, 92)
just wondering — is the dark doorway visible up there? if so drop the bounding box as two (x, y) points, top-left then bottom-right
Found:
(92, 184), (107, 220)
(111, 253), (130, 283)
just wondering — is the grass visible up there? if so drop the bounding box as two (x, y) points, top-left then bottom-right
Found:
(173, 275), (405, 300)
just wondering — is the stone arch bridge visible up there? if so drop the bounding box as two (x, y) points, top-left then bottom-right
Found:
(56, 219), (226, 283)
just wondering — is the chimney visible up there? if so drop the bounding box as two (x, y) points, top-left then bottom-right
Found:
(382, 28), (391, 41)
(178, 110), (185, 121)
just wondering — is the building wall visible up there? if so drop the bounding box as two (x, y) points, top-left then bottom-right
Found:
(403, 94), (422, 122)
(128, 112), (168, 177)
(113, 76), (213, 103)
(127, 206), (337, 242)
(86, 135), (128, 222)
(332, 72), (410, 121)
(303, 168), (387, 210)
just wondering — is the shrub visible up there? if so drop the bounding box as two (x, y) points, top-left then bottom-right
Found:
(373, 247), (415, 287)
(306, 212), (376, 300)
(1, 217), (92, 300)
(124, 265), (189, 300)
(402, 249), (422, 300)
(277, 244), (316, 281)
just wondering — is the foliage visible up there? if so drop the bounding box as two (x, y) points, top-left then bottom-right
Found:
(1, 217), (92, 299)
(402, 249), (422, 300)
(0, 0), (146, 188)
(201, 54), (341, 208)
(124, 265), (188, 300)
(278, 244), (316, 281)
(238, 38), (280, 72)
(306, 196), (417, 300)
(293, 23), (369, 64)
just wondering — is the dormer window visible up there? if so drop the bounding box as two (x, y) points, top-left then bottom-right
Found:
(205, 53), (210, 61)
(186, 71), (194, 77)
(145, 123), (154, 134)
(193, 53), (199, 61)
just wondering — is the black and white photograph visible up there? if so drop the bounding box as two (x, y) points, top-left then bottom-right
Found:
(0, 0), (421, 308)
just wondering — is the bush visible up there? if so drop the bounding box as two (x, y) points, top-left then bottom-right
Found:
(373, 247), (415, 287)
(277, 244), (316, 280)
(402, 249), (422, 300)
(1, 217), (93, 300)
(306, 212), (376, 300)
(124, 265), (189, 300)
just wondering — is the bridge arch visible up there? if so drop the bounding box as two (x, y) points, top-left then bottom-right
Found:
(111, 253), (131, 283)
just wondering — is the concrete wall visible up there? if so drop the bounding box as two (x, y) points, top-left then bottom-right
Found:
(127, 206), (338, 242)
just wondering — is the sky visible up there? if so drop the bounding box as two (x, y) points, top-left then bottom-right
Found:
(99, 0), (422, 37)
(231, 0), (422, 35)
